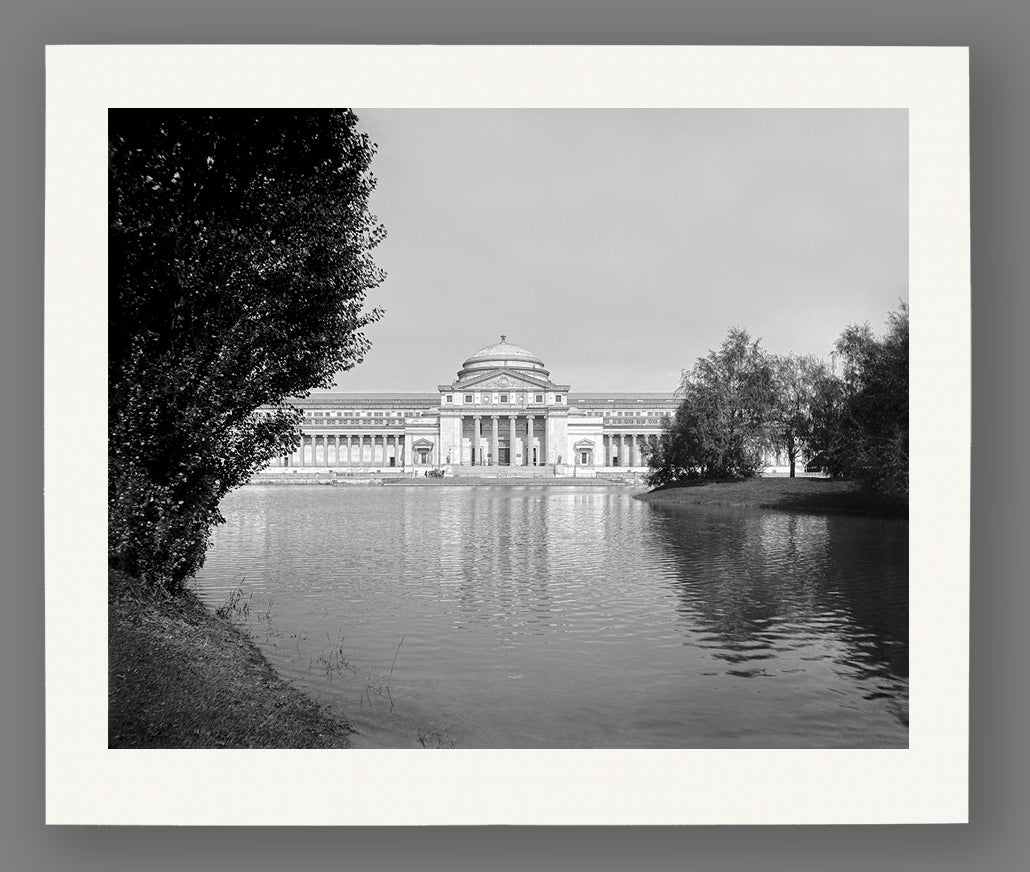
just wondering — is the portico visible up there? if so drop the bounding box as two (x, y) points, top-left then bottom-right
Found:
(436, 336), (570, 468)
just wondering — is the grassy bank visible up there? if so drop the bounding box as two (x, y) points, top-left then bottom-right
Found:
(108, 570), (354, 748)
(636, 476), (907, 517)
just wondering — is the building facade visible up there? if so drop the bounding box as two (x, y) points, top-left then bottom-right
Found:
(263, 337), (679, 473)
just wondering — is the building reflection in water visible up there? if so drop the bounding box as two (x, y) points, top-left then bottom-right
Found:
(197, 486), (909, 747)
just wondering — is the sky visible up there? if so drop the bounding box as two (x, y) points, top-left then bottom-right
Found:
(328, 109), (907, 394)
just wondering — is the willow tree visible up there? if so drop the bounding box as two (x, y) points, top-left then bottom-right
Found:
(646, 328), (776, 486)
(768, 353), (827, 477)
(109, 110), (385, 591)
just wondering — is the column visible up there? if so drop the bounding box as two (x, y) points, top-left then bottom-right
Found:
(628, 434), (636, 468)
(508, 415), (517, 466)
(474, 416), (483, 466)
(299, 433), (306, 467)
(538, 416), (547, 466)
(524, 415), (533, 466)
(458, 417), (464, 465)
(490, 416), (499, 466)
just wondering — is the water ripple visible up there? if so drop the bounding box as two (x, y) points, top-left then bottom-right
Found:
(194, 485), (908, 748)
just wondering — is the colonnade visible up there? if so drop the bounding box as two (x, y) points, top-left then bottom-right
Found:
(280, 432), (407, 468)
(275, 428), (661, 468)
(458, 414), (546, 466)
(600, 433), (659, 467)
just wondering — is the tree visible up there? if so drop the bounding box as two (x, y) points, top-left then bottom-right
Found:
(831, 303), (909, 498)
(805, 367), (849, 477)
(646, 328), (775, 486)
(109, 110), (385, 592)
(768, 353), (827, 477)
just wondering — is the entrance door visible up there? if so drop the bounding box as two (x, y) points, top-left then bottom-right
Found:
(499, 447), (510, 465)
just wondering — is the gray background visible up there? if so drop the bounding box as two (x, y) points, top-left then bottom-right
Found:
(1, 1), (1023, 869)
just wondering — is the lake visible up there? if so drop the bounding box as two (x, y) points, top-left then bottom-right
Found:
(193, 484), (908, 748)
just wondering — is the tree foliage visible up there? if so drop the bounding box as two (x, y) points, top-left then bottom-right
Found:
(767, 353), (827, 477)
(647, 305), (909, 500)
(823, 303), (909, 497)
(646, 328), (775, 487)
(109, 110), (385, 591)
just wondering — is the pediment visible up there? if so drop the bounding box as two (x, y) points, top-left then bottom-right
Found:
(452, 368), (552, 392)
(411, 437), (435, 449)
(573, 438), (596, 450)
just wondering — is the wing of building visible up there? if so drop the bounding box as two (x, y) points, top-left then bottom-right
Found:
(259, 337), (679, 474)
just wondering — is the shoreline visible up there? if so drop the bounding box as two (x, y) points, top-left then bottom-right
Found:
(635, 477), (908, 518)
(108, 570), (354, 748)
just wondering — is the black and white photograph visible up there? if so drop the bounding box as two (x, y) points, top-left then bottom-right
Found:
(45, 46), (969, 825)
(107, 107), (910, 751)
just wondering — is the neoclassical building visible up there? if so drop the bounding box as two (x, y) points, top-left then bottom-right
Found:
(263, 337), (679, 473)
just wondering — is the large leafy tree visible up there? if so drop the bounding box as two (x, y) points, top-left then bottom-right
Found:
(832, 304), (909, 498)
(768, 353), (827, 477)
(109, 110), (385, 591)
(647, 328), (775, 486)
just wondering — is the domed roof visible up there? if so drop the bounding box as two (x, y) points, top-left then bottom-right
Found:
(456, 335), (549, 380)
(463, 335), (545, 369)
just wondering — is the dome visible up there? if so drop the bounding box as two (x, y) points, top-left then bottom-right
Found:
(457, 335), (549, 379)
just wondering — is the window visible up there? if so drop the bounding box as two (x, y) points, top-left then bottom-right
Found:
(446, 395), (453, 403)
(464, 394), (473, 403)
(500, 394), (508, 403)
(535, 394), (543, 403)
(555, 395), (563, 403)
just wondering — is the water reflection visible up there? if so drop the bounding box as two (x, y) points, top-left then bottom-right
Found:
(195, 485), (908, 747)
(643, 502), (908, 724)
